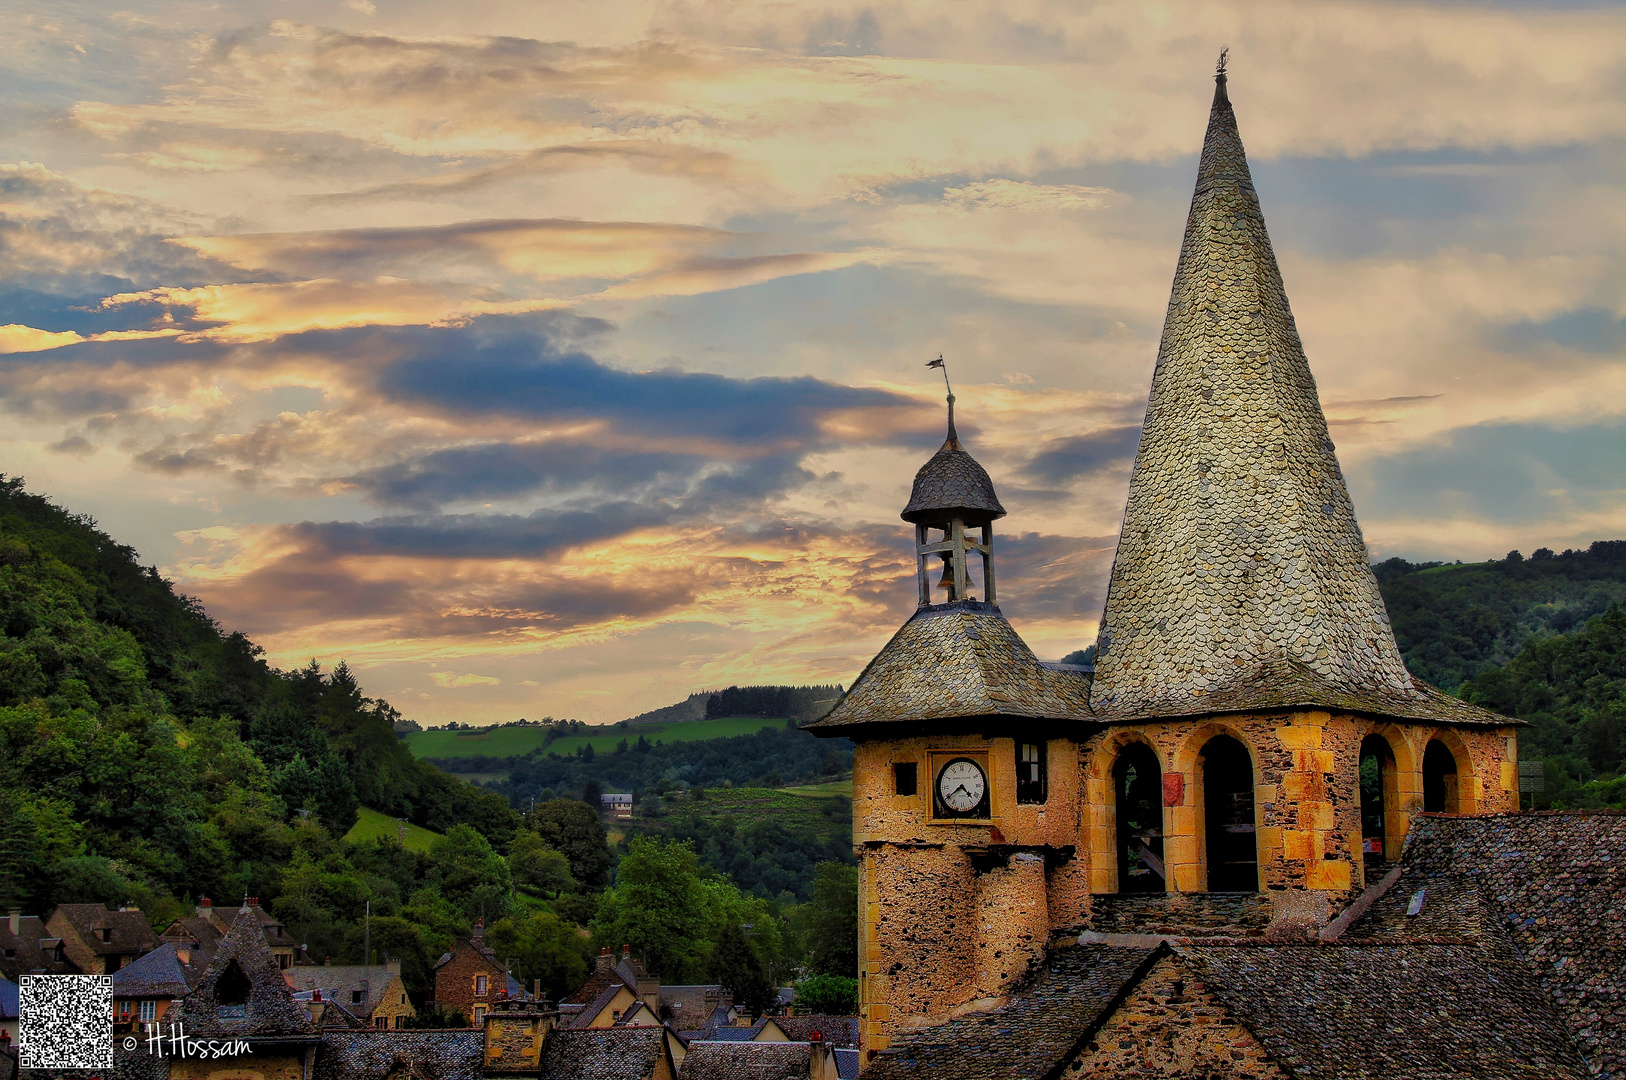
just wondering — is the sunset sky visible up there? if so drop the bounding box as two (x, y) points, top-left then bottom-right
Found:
(4, 0), (1625, 724)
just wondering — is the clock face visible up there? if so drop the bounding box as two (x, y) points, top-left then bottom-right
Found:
(937, 758), (987, 814)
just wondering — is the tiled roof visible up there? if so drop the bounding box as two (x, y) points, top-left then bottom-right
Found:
(1181, 941), (1587, 1080)
(768, 1015), (858, 1049)
(900, 411), (1005, 527)
(0, 916), (77, 980)
(1088, 71), (1487, 726)
(565, 980), (630, 1029)
(1343, 811), (1626, 1079)
(112, 942), (207, 999)
(834, 1047), (860, 1080)
(535, 1027), (668, 1080)
(50, 904), (158, 957)
(863, 942), (1157, 1079)
(559, 958), (628, 1006)
(175, 908), (316, 1039)
(288, 966), (399, 1017)
(655, 984), (726, 1025)
(0, 976), (17, 1019)
(677, 1041), (811, 1080)
(161, 917), (223, 951)
(806, 601), (1094, 731)
(312, 1030), (484, 1080)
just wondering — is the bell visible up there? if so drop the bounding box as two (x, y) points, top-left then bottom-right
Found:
(936, 554), (957, 599)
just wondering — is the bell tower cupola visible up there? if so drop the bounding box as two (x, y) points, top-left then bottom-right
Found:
(901, 365), (1005, 607)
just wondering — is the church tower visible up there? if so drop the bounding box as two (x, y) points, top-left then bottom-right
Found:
(809, 60), (1520, 1062)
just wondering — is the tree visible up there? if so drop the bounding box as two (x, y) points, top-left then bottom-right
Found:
(508, 831), (574, 897)
(707, 921), (774, 1019)
(804, 862), (858, 977)
(428, 824), (513, 923)
(589, 837), (705, 979)
(486, 911), (589, 1000)
(526, 800), (612, 889)
(793, 974), (857, 1015)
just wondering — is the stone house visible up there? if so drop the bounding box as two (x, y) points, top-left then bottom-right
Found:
(431, 923), (512, 1025)
(558, 947), (746, 1036)
(111, 941), (209, 1032)
(161, 896), (299, 972)
(288, 962), (416, 1030)
(45, 904), (158, 975)
(0, 911), (78, 981)
(797, 61), (1626, 1080)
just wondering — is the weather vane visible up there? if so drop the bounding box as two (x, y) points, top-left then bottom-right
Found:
(1216, 46), (1228, 77)
(926, 354), (953, 400)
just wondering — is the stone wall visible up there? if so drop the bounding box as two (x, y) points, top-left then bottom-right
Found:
(1062, 956), (1288, 1079)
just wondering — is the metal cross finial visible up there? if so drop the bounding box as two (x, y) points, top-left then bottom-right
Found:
(1216, 46), (1229, 77)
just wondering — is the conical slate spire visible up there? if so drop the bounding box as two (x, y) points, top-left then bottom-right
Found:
(1089, 68), (1417, 719)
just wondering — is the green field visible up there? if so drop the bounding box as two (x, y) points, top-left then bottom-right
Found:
(405, 716), (791, 761)
(344, 806), (443, 853)
(781, 778), (854, 798)
(649, 785), (852, 832)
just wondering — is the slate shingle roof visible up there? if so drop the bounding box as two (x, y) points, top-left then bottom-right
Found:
(0, 916), (77, 980)
(312, 1030), (483, 1080)
(175, 908), (316, 1039)
(1343, 811), (1626, 1079)
(677, 1041), (811, 1080)
(535, 1027), (668, 1080)
(288, 966), (400, 1018)
(111, 942), (207, 999)
(1087, 72), (1512, 731)
(49, 905), (158, 960)
(862, 942), (1157, 1079)
(900, 412), (1005, 528)
(767, 1015), (858, 1049)
(806, 601), (1093, 731)
(1181, 941), (1587, 1080)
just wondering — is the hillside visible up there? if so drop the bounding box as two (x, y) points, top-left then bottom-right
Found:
(621, 786), (856, 902)
(1374, 541), (1626, 690)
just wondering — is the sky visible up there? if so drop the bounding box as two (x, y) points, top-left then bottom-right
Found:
(3, 0), (1625, 724)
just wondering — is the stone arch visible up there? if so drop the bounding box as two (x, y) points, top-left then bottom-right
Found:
(1172, 724), (1261, 894)
(1422, 730), (1477, 813)
(1113, 742), (1165, 894)
(1083, 729), (1167, 895)
(1355, 724), (1418, 868)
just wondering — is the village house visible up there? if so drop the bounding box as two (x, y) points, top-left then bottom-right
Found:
(557, 947), (756, 1037)
(431, 922), (518, 1025)
(111, 941), (209, 1032)
(287, 961), (416, 1030)
(44, 904), (157, 976)
(804, 61), (1626, 1080)
(0, 911), (78, 981)
(161, 896), (299, 972)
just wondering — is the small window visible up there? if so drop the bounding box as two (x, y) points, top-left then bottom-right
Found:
(351, 990), (363, 1004)
(472, 1006), (486, 1024)
(475, 974), (488, 996)
(139, 1000), (157, 1022)
(1016, 741), (1047, 804)
(374, 1016), (387, 1029)
(893, 762), (918, 797)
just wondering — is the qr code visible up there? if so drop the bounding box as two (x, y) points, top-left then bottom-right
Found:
(20, 974), (113, 1069)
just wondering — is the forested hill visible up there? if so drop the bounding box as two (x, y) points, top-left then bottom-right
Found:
(0, 475), (516, 916)
(1375, 541), (1626, 691)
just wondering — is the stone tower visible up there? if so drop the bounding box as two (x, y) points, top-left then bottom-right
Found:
(808, 64), (1520, 1064)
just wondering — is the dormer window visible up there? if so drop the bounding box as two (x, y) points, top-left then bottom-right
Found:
(351, 990), (363, 1004)
(216, 959), (251, 1016)
(100, 928), (113, 943)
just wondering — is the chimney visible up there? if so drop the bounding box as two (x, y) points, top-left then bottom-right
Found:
(473, 918), (484, 942)
(7, 910), (18, 935)
(386, 957), (401, 977)
(313, 987), (323, 1001)
(532, 979), (541, 1001)
(595, 947), (613, 973)
(247, 897), (260, 909)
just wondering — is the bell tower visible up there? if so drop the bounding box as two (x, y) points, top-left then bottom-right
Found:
(807, 374), (1094, 1058)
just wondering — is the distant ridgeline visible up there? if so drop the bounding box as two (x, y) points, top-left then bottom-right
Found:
(1374, 541), (1626, 691)
(703, 684), (844, 723)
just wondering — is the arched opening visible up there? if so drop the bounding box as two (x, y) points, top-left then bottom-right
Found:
(1359, 735), (1396, 869)
(1423, 740), (1459, 813)
(1113, 743), (1165, 894)
(1201, 735), (1257, 892)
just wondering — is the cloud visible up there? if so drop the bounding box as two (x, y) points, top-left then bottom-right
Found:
(942, 179), (1113, 213)
(429, 671), (500, 687)
(1024, 425), (1142, 483)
